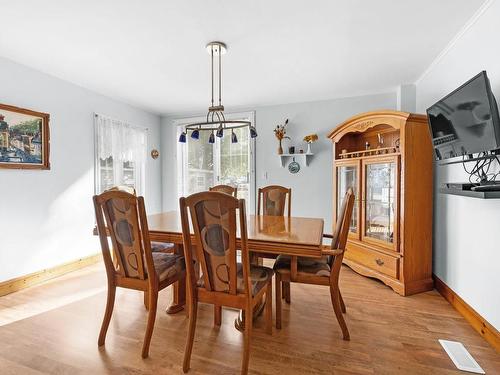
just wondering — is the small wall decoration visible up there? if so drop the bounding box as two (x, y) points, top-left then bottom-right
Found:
(151, 149), (160, 159)
(273, 118), (289, 155)
(288, 158), (300, 174)
(0, 103), (50, 170)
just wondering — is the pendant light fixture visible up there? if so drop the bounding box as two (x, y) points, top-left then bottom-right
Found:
(178, 42), (257, 143)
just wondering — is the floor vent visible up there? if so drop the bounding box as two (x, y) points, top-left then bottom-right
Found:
(439, 339), (485, 374)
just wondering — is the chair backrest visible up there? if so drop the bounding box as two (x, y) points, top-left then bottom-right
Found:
(179, 192), (252, 296)
(93, 190), (156, 283)
(107, 185), (137, 196)
(209, 184), (238, 197)
(257, 185), (291, 217)
(329, 188), (355, 266)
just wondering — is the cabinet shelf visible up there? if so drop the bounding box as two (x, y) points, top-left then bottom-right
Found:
(279, 153), (313, 167)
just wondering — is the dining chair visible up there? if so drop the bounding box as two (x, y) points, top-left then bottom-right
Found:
(93, 190), (186, 358)
(179, 191), (274, 375)
(257, 185), (291, 217)
(273, 188), (355, 340)
(257, 185), (292, 302)
(105, 185), (176, 309)
(209, 184), (238, 197)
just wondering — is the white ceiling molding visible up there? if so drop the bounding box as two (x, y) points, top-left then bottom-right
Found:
(415, 0), (494, 85)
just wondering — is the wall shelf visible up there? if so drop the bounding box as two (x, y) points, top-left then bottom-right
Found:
(279, 153), (313, 167)
(439, 187), (500, 199)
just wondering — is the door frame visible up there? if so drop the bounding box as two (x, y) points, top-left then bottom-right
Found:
(174, 111), (256, 212)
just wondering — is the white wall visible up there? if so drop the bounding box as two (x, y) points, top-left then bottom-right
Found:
(161, 93), (397, 232)
(416, 0), (500, 330)
(0, 57), (162, 283)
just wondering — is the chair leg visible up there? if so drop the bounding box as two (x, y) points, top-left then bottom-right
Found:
(144, 291), (150, 310)
(241, 306), (253, 375)
(141, 288), (158, 358)
(183, 298), (198, 373)
(339, 290), (346, 314)
(214, 305), (222, 326)
(98, 284), (116, 346)
(265, 280), (272, 335)
(275, 274), (282, 329)
(284, 281), (291, 304)
(330, 286), (349, 341)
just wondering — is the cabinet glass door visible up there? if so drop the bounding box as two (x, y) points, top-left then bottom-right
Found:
(336, 161), (360, 237)
(363, 158), (398, 249)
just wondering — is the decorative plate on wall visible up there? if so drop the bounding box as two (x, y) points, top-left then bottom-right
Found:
(288, 158), (300, 174)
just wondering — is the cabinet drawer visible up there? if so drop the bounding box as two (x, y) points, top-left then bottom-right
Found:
(345, 243), (399, 279)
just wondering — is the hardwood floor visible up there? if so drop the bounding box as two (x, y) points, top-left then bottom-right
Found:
(0, 262), (498, 374)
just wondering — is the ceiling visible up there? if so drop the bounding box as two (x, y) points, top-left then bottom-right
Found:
(0, 0), (486, 115)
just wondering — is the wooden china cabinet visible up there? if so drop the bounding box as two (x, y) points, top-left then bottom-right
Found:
(328, 110), (433, 296)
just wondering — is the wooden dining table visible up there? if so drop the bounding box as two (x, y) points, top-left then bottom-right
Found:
(146, 211), (325, 323)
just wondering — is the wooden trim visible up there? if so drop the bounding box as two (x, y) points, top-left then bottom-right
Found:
(0, 254), (101, 297)
(434, 274), (500, 353)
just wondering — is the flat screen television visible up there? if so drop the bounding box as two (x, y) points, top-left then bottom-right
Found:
(426, 71), (500, 161)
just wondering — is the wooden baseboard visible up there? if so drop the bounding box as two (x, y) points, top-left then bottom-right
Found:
(433, 274), (499, 353)
(0, 254), (102, 297)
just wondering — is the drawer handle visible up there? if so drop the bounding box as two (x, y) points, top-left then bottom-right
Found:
(375, 258), (384, 266)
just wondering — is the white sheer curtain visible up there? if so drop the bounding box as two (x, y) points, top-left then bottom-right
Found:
(94, 113), (147, 195)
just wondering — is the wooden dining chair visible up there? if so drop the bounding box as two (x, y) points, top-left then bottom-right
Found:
(273, 188), (355, 340)
(257, 185), (291, 217)
(93, 190), (186, 358)
(209, 184), (238, 197)
(179, 191), (274, 375)
(256, 185), (292, 302)
(105, 185), (175, 309)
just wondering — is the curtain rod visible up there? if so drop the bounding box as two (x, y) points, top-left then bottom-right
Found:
(94, 112), (149, 131)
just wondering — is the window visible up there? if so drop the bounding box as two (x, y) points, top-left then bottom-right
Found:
(176, 111), (256, 211)
(94, 113), (147, 195)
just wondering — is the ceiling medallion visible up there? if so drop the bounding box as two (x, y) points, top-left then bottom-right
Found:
(178, 42), (257, 144)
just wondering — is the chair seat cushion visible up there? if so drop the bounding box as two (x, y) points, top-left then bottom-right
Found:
(151, 241), (175, 253)
(152, 252), (185, 282)
(274, 255), (331, 277)
(198, 264), (273, 296)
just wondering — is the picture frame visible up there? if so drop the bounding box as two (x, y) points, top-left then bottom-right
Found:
(0, 103), (50, 170)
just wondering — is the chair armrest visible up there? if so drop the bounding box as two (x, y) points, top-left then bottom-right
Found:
(321, 247), (344, 256)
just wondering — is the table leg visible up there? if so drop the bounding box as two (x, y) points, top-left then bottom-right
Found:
(166, 244), (186, 314)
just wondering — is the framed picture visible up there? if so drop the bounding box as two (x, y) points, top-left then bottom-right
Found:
(0, 103), (50, 170)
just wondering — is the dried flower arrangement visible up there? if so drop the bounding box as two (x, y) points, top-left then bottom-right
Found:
(274, 118), (289, 154)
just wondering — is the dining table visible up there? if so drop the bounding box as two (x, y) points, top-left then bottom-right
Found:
(146, 211), (325, 329)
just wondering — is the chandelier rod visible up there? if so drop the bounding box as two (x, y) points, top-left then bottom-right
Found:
(219, 44), (222, 106)
(210, 46), (214, 108)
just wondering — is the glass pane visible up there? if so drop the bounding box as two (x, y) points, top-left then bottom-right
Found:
(186, 130), (215, 195)
(365, 162), (396, 243)
(122, 160), (135, 189)
(99, 156), (114, 193)
(337, 165), (358, 233)
(219, 127), (250, 202)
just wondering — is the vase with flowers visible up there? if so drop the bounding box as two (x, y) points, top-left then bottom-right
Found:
(274, 119), (290, 155)
(303, 133), (318, 154)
